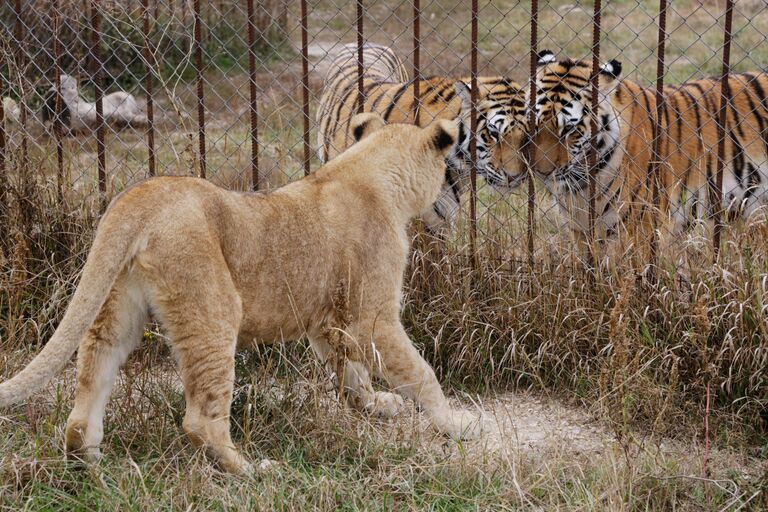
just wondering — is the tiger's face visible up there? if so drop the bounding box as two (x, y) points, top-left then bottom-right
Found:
(530, 50), (622, 190)
(452, 82), (529, 192)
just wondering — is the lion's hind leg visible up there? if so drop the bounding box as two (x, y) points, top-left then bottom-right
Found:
(151, 259), (249, 475)
(65, 271), (148, 463)
(176, 333), (247, 475)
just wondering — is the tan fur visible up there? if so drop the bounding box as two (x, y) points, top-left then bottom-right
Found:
(0, 115), (481, 474)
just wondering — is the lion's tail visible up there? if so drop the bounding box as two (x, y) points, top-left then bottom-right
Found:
(0, 203), (146, 407)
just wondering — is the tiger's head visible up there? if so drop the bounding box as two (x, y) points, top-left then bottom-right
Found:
(413, 80), (530, 235)
(451, 80), (530, 192)
(530, 50), (623, 190)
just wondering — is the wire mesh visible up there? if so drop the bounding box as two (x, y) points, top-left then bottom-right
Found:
(1, 0), (766, 275)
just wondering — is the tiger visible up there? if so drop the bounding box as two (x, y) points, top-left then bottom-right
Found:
(523, 49), (768, 259)
(316, 43), (529, 233)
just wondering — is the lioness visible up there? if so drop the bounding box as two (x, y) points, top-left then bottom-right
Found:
(0, 114), (481, 474)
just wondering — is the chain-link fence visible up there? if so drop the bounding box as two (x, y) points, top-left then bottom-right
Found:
(1, 0), (767, 275)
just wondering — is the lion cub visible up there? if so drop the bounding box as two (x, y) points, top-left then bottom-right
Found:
(0, 113), (481, 474)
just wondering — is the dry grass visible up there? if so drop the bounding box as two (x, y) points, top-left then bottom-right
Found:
(0, 344), (765, 510)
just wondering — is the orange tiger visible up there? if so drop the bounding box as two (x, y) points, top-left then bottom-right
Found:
(517, 50), (768, 258)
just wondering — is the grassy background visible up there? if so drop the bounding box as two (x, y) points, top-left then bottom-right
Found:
(1, 0), (767, 509)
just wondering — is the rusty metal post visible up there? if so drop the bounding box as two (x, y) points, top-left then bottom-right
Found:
(90, 0), (106, 208)
(469, 0), (478, 268)
(526, 0), (539, 269)
(53, 0), (65, 202)
(412, 0), (420, 125)
(193, 0), (206, 178)
(141, 0), (159, 176)
(649, 0), (668, 280)
(142, 0), (156, 177)
(247, 0), (260, 190)
(301, 0), (310, 176)
(711, 0), (734, 262)
(13, 0), (29, 184)
(356, 0), (365, 113)
(0, 51), (5, 232)
(586, 0), (602, 274)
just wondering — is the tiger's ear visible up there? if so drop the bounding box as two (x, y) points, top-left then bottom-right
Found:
(350, 112), (386, 142)
(599, 59), (622, 81)
(424, 119), (459, 156)
(537, 49), (557, 66)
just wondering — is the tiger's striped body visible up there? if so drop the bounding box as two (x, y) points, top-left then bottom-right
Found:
(530, 51), (768, 255)
(317, 43), (528, 232)
(317, 43), (410, 163)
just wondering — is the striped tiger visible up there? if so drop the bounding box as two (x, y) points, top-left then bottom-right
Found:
(316, 43), (528, 232)
(525, 50), (768, 257)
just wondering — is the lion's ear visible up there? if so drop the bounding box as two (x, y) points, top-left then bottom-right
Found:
(350, 113), (386, 142)
(425, 119), (458, 155)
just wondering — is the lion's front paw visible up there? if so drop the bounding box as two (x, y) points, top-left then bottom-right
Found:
(240, 458), (280, 478)
(66, 445), (103, 465)
(365, 391), (405, 419)
(433, 409), (484, 440)
(219, 451), (253, 476)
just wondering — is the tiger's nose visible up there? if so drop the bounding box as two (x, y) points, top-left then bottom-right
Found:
(532, 152), (564, 176)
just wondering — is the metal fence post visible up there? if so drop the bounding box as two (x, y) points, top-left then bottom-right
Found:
(649, 0), (669, 281)
(142, 0), (156, 177)
(301, 0), (310, 176)
(0, 49), (5, 236)
(586, 0), (603, 275)
(469, 0), (479, 269)
(412, 0), (420, 125)
(194, 0), (206, 178)
(526, 0), (539, 269)
(356, 0), (365, 114)
(90, 0), (106, 208)
(711, 0), (734, 262)
(53, 0), (65, 202)
(14, 0), (29, 198)
(247, 0), (260, 190)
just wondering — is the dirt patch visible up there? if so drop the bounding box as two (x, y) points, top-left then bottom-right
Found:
(368, 391), (615, 461)
(471, 393), (612, 454)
